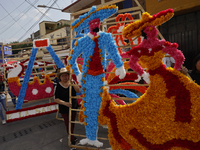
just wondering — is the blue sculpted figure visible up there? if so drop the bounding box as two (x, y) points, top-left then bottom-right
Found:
(68, 5), (126, 147)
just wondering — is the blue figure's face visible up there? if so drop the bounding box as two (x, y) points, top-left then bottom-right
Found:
(89, 18), (100, 36)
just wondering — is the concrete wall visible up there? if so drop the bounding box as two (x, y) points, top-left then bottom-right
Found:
(44, 26), (69, 45)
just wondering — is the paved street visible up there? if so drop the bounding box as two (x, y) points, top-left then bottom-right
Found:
(0, 103), (111, 150)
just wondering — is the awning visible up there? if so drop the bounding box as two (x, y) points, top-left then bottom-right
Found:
(62, 0), (96, 13)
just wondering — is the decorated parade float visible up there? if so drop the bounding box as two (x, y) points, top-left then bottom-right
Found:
(4, 39), (66, 122)
(1, 0), (199, 149)
(1, 34), (72, 122)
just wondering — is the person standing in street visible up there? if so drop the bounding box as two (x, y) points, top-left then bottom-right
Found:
(54, 67), (80, 149)
(0, 80), (6, 125)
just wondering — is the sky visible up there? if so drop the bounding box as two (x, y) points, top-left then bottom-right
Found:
(0, 0), (77, 43)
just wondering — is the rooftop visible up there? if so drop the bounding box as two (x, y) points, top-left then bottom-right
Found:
(62, 0), (96, 13)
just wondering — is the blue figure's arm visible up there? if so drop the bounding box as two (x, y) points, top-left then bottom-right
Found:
(68, 38), (83, 76)
(100, 32), (123, 68)
(72, 31), (84, 48)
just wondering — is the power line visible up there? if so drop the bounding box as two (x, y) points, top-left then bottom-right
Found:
(8, 0), (68, 42)
(0, 0), (39, 34)
(8, 0), (54, 40)
(55, 1), (60, 9)
(7, 0), (54, 40)
(26, 0), (54, 21)
(17, 0), (58, 41)
(25, 0), (68, 34)
(0, 0), (26, 21)
(0, 3), (28, 34)
(2, 0), (68, 42)
(0, 0), (36, 32)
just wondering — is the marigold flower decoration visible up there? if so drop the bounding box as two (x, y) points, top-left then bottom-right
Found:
(98, 8), (200, 150)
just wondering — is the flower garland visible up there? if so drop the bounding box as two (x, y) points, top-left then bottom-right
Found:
(72, 31), (85, 48)
(149, 64), (192, 123)
(68, 32), (124, 77)
(79, 102), (86, 124)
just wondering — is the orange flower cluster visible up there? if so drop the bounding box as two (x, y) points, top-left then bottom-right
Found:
(79, 101), (87, 125)
(8, 74), (53, 86)
(138, 51), (165, 71)
(122, 9), (174, 39)
(98, 51), (200, 149)
(7, 77), (21, 86)
(66, 64), (82, 74)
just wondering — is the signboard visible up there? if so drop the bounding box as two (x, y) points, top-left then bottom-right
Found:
(6, 102), (58, 123)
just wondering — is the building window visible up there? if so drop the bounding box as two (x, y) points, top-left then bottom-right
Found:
(57, 38), (67, 45)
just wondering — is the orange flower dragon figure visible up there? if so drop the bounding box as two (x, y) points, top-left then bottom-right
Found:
(99, 8), (200, 150)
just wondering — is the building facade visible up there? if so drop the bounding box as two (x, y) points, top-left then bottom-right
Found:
(31, 30), (40, 41)
(146, 0), (200, 69)
(39, 19), (71, 50)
